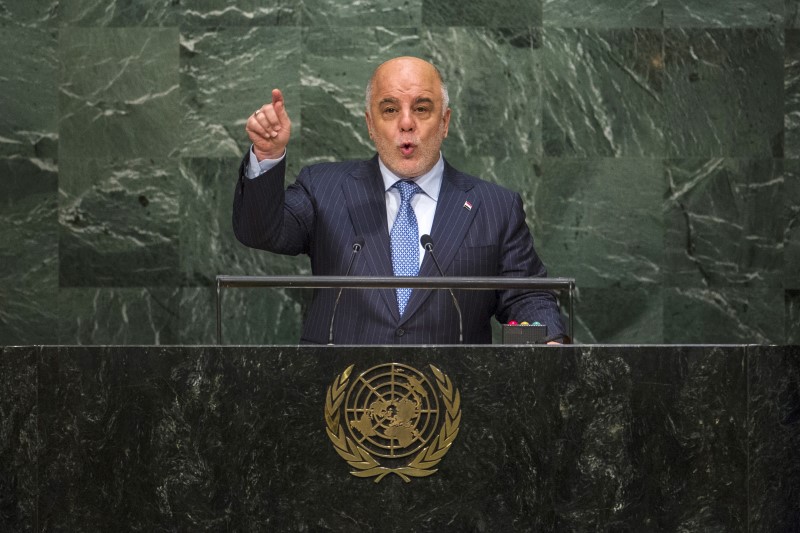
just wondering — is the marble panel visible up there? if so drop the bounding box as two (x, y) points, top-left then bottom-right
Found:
(59, 157), (180, 287)
(787, 160), (800, 288)
(543, 0), (664, 28)
(790, 0), (800, 27)
(533, 158), (664, 289)
(787, 290), (800, 343)
(0, 27), (58, 158)
(439, 152), (538, 196)
(58, 28), (180, 159)
(541, 28), (666, 157)
(0, 346), (37, 533)
(0, 158), (59, 345)
(0, 0), (57, 27)
(180, 0), (300, 27)
(664, 159), (785, 289)
(603, 345), (747, 530)
(786, 30), (800, 157)
(425, 27), (541, 162)
(300, 27), (420, 165)
(180, 27), (301, 158)
(663, 28), (784, 158)
(422, 0), (541, 27)
(57, 288), (181, 344)
(55, 0), (179, 26)
(36, 346), (209, 530)
(543, 0), (783, 28)
(663, 287), (784, 343)
(748, 345), (800, 532)
(570, 287), (663, 343)
(302, 0), (420, 26)
(662, 0), (783, 27)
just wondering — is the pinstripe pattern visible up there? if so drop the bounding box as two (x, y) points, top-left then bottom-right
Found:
(233, 154), (566, 344)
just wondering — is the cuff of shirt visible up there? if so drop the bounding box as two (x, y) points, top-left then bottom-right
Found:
(246, 146), (286, 179)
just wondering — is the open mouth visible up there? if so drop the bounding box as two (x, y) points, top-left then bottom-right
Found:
(399, 142), (415, 156)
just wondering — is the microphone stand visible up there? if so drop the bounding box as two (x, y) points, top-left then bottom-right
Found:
(420, 234), (463, 344)
(328, 237), (364, 345)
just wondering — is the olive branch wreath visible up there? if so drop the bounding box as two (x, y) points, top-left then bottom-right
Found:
(324, 364), (461, 483)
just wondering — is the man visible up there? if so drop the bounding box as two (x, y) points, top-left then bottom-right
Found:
(233, 56), (566, 344)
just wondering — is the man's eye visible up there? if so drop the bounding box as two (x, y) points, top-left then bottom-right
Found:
(415, 107), (430, 113)
(383, 108), (397, 114)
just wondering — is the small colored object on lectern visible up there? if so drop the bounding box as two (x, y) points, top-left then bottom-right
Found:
(501, 320), (548, 344)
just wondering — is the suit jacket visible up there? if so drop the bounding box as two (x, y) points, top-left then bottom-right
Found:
(232, 154), (566, 344)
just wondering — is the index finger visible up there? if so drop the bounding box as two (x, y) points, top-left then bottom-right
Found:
(271, 88), (284, 108)
(271, 88), (290, 122)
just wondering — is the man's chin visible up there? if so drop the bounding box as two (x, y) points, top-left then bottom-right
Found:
(386, 161), (422, 179)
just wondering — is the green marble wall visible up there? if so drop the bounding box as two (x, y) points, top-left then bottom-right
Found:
(1, 0), (798, 345)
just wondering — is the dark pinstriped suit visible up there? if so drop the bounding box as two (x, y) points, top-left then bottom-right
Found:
(233, 154), (566, 344)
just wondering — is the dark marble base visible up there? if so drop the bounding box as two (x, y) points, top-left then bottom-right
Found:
(1, 345), (798, 531)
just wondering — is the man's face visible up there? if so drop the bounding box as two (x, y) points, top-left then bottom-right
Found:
(365, 58), (451, 179)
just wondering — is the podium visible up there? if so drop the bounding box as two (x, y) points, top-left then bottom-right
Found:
(1, 344), (798, 531)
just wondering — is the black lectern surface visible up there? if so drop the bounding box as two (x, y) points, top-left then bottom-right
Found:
(1, 345), (798, 532)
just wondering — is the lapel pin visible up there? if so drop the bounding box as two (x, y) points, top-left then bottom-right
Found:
(463, 201), (472, 211)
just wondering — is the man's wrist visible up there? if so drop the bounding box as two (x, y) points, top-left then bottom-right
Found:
(253, 146), (286, 161)
(247, 146), (285, 180)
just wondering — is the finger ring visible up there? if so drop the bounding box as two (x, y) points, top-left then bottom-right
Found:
(254, 109), (261, 116)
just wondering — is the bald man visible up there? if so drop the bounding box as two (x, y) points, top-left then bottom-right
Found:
(233, 56), (566, 345)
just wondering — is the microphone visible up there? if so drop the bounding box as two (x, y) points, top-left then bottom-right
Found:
(420, 234), (463, 344)
(328, 236), (365, 345)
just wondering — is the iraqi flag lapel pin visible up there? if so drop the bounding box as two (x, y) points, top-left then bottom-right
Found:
(463, 200), (472, 211)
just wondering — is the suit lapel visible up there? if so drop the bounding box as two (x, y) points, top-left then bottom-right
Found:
(401, 162), (478, 322)
(342, 157), (400, 321)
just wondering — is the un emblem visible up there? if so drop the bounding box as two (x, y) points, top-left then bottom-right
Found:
(324, 363), (461, 482)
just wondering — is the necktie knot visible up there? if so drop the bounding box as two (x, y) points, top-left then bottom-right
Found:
(394, 180), (420, 202)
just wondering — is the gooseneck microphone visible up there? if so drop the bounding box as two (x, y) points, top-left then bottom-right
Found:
(328, 236), (365, 345)
(420, 234), (463, 344)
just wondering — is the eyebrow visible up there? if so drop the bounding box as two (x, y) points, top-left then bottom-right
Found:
(378, 97), (435, 106)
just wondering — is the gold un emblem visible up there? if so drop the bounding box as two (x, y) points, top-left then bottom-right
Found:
(324, 363), (461, 483)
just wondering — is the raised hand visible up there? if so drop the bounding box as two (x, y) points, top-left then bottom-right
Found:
(246, 88), (292, 161)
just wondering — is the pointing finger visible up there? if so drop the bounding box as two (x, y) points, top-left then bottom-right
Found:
(271, 88), (290, 122)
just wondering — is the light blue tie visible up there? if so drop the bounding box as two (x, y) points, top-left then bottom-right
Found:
(390, 180), (421, 316)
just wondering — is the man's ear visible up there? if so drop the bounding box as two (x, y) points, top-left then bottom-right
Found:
(365, 112), (374, 140)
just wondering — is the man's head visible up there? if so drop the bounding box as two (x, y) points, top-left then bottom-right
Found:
(364, 57), (451, 179)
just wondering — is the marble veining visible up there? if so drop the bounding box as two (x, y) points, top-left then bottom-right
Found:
(58, 158), (180, 287)
(664, 158), (784, 289)
(0, 158), (59, 345)
(787, 30), (800, 157)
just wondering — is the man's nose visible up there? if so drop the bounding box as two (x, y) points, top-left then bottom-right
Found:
(399, 109), (415, 131)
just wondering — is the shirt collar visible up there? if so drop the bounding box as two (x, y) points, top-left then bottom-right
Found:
(378, 153), (444, 201)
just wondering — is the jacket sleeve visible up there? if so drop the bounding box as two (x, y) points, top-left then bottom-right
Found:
(494, 192), (568, 342)
(232, 153), (314, 256)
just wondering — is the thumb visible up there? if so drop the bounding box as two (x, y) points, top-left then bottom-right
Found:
(272, 88), (289, 121)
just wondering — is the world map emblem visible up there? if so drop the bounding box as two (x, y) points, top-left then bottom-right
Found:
(324, 363), (461, 482)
